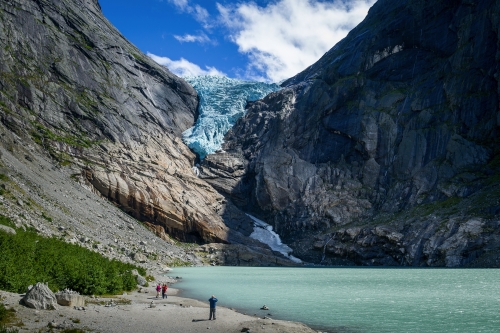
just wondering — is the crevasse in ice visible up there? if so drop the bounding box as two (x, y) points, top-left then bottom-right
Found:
(182, 76), (280, 160)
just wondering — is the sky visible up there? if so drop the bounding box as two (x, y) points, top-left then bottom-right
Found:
(99, 0), (376, 83)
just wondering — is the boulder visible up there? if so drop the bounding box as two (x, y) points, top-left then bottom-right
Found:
(132, 252), (147, 263)
(22, 282), (57, 310)
(55, 293), (85, 307)
(136, 275), (147, 286)
(0, 225), (16, 235)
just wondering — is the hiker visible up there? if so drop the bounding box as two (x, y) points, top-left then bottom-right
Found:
(156, 283), (161, 298)
(208, 295), (218, 320)
(162, 283), (168, 299)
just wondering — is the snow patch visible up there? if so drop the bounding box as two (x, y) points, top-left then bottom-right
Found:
(246, 214), (302, 263)
(192, 165), (200, 177)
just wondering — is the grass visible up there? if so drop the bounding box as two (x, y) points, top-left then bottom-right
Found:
(0, 216), (15, 229)
(0, 174), (10, 196)
(0, 303), (18, 333)
(41, 212), (52, 222)
(416, 196), (462, 216)
(30, 122), (99, 149)
(0, 304), (16, 326)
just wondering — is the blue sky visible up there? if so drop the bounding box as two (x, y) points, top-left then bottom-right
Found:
(100, 0), (376, 82)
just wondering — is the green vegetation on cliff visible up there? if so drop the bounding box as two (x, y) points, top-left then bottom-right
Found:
(0, 216), (144, 295)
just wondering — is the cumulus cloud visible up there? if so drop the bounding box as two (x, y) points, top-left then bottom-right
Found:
(147, 52), (225, 77)
(217, 0), (376, 82)
(174, 33), (212, 44)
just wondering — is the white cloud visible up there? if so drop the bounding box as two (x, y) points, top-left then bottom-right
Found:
(192, 4), (210, 24)
(174, 33), (212, 44)
(167, 0), (189, 10)
(147, 52), (226, 77)
(167, 0), (211, 28)
(217, 0), (376, 82)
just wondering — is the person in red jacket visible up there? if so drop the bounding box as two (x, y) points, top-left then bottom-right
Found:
(162, 283), (168, 299)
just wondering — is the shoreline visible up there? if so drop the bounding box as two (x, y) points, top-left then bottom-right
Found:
(0, 270), (320, 333)
(168, 271), (339, 333)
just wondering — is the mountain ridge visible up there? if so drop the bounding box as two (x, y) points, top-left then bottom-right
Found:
(0, 0), (295, 266)
(200, 0), (500, 267)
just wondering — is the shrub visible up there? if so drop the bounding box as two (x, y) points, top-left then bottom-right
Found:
(0, 303), (17, 333)
(0, 304), (8, 322)
(0, 215), (142, 295)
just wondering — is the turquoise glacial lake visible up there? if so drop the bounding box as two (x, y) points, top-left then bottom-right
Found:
(169, 267), (500, 333)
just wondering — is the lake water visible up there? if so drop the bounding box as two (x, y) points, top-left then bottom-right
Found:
(168, 267), (500, 333)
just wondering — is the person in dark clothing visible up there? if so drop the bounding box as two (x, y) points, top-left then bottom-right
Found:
(208, 295), (218, 320)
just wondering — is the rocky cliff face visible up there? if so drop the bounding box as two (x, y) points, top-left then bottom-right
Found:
(200, 0), (500, 267)
(0, 0), (288, 264)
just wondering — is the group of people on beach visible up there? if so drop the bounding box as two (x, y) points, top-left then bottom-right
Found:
(155, 283), (168, 299)
(154, 283), (218, 320)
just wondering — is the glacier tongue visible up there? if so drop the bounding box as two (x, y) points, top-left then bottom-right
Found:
(246, 214), (302, 264)
(183, 76), (280, 160)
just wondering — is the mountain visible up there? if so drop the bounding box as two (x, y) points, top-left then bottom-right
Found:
(0, 0), (294, 266)
(200, 0), (500, 267)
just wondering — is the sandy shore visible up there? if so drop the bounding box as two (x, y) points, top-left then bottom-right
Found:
(1, 274), (318, 333)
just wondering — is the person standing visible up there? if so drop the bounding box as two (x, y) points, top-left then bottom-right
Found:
(208, 295), (218, 320)
(162, 283), (168, 299)
(156, 283), (161, 298)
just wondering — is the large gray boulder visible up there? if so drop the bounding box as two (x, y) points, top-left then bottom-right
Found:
(22, 282), (57, 310)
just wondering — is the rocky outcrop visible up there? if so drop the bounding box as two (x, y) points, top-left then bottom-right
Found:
(0, 0), (297, 266)
(0, 0), (258, 246)
(194, 243), (297, 267)
(22, 282), (57, 310)
(201, 0), (500, 266)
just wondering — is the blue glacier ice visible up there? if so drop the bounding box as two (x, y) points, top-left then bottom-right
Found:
(182, 76), (280, 160)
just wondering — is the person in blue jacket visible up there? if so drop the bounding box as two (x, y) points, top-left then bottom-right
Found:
(208, 295), (218, 320)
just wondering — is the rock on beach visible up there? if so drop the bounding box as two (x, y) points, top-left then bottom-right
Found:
(22, 282), (57, 310)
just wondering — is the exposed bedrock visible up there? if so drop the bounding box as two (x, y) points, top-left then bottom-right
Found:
(200, 0), (500, 266)
(0, 0), (270, 255)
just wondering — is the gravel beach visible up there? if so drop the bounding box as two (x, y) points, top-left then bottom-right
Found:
(1, 273), (317, 333)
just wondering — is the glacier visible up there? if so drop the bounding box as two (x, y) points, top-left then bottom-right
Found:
(246, 214), (302, 263)
(182, 76), (280, 160)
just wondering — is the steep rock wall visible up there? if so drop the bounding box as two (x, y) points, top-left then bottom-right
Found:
(200, 0), (500, 266)
(0, 0), (256, 245)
